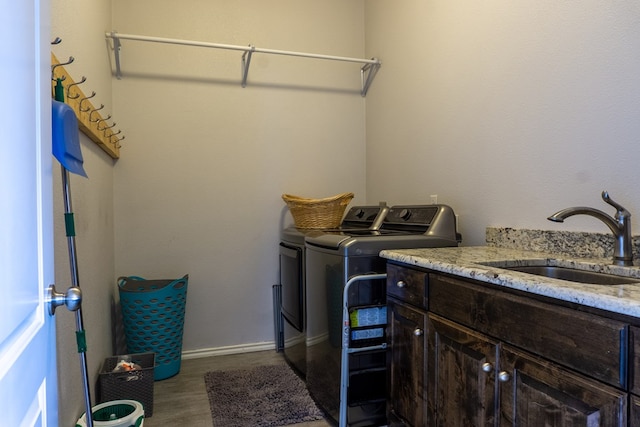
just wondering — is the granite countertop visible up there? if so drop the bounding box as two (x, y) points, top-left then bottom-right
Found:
(380, 246), (640, 318)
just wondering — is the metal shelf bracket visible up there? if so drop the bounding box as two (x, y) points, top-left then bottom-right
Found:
(361, 61), (381, 97)
(111, 31), (123, 80)
(241, 45), (255, 88)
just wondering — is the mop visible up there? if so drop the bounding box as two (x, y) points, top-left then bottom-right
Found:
(52, 88), (94, 427)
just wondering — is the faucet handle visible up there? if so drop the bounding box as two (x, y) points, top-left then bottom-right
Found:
(602, 191), (630, 218)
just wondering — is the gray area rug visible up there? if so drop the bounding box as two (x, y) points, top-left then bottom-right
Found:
(205, 363), (325, 427)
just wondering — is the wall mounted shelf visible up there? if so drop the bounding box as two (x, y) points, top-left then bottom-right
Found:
(105, 31), (381, 97)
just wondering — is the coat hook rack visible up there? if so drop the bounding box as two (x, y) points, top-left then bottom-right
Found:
(105, 31), (381, 97)
(51, 53), (121, 159)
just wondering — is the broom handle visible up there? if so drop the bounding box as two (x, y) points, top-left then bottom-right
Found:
(61, 166), (94, 427)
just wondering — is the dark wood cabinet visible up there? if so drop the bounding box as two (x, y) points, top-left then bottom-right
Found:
(429, 273), (627, 389)
(630, 395), (640, 426)
(427, 313), (627, 426)
(427, 314), (497, 426)
(628, 327), (640, 426)
(387, 262), (633, 426)
(499, 341), (627, 426)
(388, 298), (427, 426)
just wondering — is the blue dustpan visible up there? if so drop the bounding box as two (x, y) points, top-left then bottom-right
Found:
(52, 100), (88, 177)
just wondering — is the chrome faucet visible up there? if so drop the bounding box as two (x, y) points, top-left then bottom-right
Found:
(547, 191), (633, 266)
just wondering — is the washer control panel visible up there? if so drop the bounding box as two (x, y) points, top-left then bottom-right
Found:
(342, 204), (387, 228)
(385, 205), (438, 225)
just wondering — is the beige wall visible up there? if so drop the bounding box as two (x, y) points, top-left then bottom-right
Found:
(51, 0), (115, 425)
(365, 0), (640, 245)
(111, 0), (367, 352)
(49, 0), (640, 423)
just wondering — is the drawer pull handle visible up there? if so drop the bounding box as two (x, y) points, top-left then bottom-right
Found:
(482, 362), (493, 373)
(396, 280), (406, 288)
(413, 328), (424, 337)
(498, 371), (511, 382)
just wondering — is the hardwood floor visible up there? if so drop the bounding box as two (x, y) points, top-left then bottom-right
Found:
(143, 350), (332, 426)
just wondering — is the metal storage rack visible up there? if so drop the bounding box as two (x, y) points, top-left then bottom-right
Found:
(339, 273), (388, 427)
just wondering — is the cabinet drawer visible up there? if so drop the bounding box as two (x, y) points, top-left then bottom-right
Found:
(429, 273), (627, 388)
(386, 263), (427, 309)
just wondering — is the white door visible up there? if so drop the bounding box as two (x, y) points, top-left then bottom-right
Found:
(0, 0), (58, 425)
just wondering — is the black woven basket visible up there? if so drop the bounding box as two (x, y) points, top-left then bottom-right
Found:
(98, 352), (155, 417)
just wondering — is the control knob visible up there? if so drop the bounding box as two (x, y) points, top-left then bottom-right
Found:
(399, 209), (412, 221)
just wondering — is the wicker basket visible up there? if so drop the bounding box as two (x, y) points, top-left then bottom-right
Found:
(282, 192), (354, 229)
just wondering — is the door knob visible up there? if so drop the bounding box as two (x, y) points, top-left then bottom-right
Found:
(48, 284), (82, 315)
(396, 280), (406, 288)
(482, 362), (493, 373)
(413, 328), (424, 337)
(498, 371), (511, 382)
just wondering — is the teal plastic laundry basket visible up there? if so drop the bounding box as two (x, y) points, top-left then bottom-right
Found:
(118, 275), (188, 380)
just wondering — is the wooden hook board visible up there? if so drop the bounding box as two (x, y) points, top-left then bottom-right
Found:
(51, 53), (120, 159)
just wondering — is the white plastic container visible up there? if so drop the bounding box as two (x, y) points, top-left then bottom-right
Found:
(76, 400), (144, 427)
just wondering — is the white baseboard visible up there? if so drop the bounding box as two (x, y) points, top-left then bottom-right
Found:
(181, 341), (277, 360)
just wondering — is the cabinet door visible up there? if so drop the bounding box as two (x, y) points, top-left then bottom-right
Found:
(499, 345), (627, 427)
(388, 298), (427, 426)
(630, 395), (640, 427)
(629, 326), (640, 395)
(427, 314), (498, 427)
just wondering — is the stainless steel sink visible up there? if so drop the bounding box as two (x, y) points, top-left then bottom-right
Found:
(502, 265), (638, 285)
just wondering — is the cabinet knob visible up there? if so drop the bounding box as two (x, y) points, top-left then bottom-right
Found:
(481, 362), (493, 373)
(498, 371), (511, 382)
(413, 328), (424, 337)
(396, 280), (406, 288)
